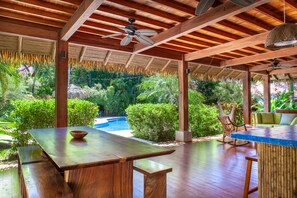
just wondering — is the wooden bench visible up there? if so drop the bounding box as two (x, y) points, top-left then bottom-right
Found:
(18, 146), (73, 198)
(133, 159), (172, 198)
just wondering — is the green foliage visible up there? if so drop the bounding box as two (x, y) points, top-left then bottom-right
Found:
(126, 104), (178, 142)
(212, 80), (243, 104)
(252, 91), (296, 112)
(190, 79), (219, 105)
(189, 104), (221, 137)
(11, 99), (98, 131)
(137, 75), (179, 105)
(0, 62), (21, 105)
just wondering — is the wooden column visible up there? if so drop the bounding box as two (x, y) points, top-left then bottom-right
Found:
(175, 56), (192, 142)
(263, 75), (271, 112)
(243, 71), (251, 124)
(55, 40), (68, 127)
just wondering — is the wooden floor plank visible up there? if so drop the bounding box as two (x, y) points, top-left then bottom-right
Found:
(0, 140), (257, 198)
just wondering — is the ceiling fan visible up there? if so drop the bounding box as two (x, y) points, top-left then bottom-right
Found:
(195, 0), (256, 15)
(267, 58), (292, 71)
(102, 18), (157, 46)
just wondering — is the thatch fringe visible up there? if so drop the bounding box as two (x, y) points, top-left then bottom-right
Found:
(0, 51), (54, 66)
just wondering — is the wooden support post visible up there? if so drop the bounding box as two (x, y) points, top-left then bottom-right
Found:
(55, 40), (68, 127)
(175, 56), (192, 142)
(263, 75), (271, 112)
(243, 71), (251, 124)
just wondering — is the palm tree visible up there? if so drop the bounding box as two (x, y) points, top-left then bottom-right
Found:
(0, 62), (20, 106)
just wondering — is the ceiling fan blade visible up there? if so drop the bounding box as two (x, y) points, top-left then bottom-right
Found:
(229, 0), (256, 7)
(102, 33), (124, 38)
(118, 27), (133, 34)
(120, 35), (132, 46)
(135, 29), (157, 36)
(135, 35), (154, 46)
(195, 0), (215, 15)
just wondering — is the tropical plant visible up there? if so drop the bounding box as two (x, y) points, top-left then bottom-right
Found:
(212, 80), (243, 104)
(0, 62), (21, 106)
(137, 75), (179, 105)
(190, 79), (219, 105)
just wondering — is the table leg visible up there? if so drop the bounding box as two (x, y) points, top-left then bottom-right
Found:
(66, 161), (133, 198)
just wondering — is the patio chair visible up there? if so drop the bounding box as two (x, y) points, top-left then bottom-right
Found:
(217, 115), (249, 146)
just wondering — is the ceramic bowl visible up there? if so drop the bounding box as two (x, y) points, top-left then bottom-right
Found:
(70, 130), (88, 139)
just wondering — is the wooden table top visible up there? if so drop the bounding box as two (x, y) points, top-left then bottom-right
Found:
(29, 126), (175, 170)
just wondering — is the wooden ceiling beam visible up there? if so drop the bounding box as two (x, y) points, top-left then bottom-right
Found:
(217, 20), (258, 35)
(221, 46), (297, 67)
(161, 60), (172, 72)
(133, 0), (269, 53)
(98, 5), (172, 29)
(7, 0), (76, 13)
(79, 46), (87, 62)
(17, 36), (23, 54)
(108, 0), (185, 23)
(103, 51), (112, 66)
(60, 0), (105, 41)
(256, 4), (296, 24)
(273, 75), (279, 80)
(125, 54), (135, 68)
(269, 67), (297, 75)
(69, 32), (184, 60)
(185, 32), (268, 61)
(250, 60), (297, 72)
(145, 58), (155, 70)
(0, 17), (59, 40)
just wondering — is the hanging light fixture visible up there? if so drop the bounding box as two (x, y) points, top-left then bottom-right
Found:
(265, 0), (297, 49)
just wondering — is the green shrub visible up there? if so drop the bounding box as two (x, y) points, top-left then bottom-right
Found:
(189, 104), (221, 137)
(10, 99), (98, 150)
(126, 103), (222, 141)
(126, 104), (178, 142)
(12, 99), (98, 131)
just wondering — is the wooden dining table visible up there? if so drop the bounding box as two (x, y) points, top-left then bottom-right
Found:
(29, 126), (175, 198)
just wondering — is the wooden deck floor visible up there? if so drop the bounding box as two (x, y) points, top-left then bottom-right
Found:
(1, 140), (257, 198)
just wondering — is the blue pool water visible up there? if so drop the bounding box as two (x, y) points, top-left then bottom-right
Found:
(95, 117), (130, 131)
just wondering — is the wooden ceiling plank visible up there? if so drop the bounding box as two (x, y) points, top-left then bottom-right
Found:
(221, 46), (297, 67)
(108, 0), (185, 22)
(150, 0), (195, 15)
(103, 50), (112, 66)
(61, 0), (105, 41)
(125, 54), (135, 68)
(185, 32), (268, 61)
(161, 60), (172, 72)
(51, 42), (56, 58)
(193, 65), (202, 73)
(215, 69), (226, 77)
(250, 60), (297, 72)
(79, 46), (87, 62)
(17, 36), (23, 54)
(270, 67), (297, 75)
(133, 0), (269, 53)
(145, 57), (155, 70)
(0, 17), (59, 40)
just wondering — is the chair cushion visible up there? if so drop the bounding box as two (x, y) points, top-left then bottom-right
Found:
(261, 113), (274, 124)
(273, 113), (282, 124)
(279, 113), (297, 125)
(290, 117), (297, 125)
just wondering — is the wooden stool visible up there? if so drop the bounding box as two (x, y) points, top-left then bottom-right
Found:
(243, 155), (258, 198)
(134, 159), (172, 198)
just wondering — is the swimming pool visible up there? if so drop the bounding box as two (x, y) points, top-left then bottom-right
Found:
(94, 117), (130, 131)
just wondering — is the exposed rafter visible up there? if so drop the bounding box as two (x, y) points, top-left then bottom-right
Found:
(133, 0), (269, 53)
(60, 0), (105, 40)
(270, 67), (297, 75)
(161, 60), (171, 72)
(17, 36), (22, 54)
(103, 51), (112, 66)
(79, 46), (87, 62)
(221, 46), (297, 67)
(125, 54), (135, 68)
(185, 32), (268, 61)
(145, 57), (155, 70)
(250, 60), (297, 72)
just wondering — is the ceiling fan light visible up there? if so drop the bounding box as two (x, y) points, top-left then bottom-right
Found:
(265, 23), (297, 49)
